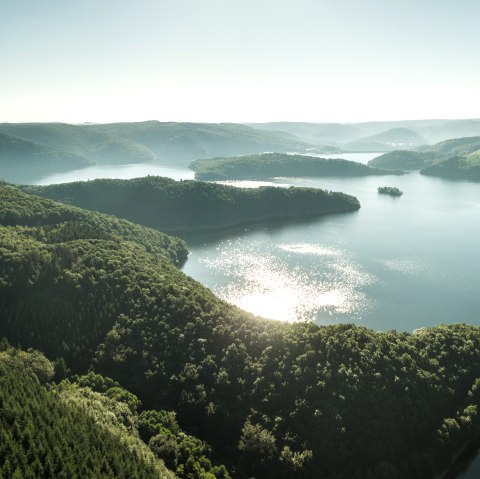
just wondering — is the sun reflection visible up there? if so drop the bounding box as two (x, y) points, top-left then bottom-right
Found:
(200, 240), (374, 322)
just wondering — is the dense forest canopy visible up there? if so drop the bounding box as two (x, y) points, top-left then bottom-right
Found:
(0, 131), (94, 183)
(0, 185), (187, 265)
(377, 186), (403, 196)
(368, 151), (436, 170)
(190, 153), (405, 181)
(21, 176), (360, 234)
(368, 136), (480, 180)
(0, 344), (231, 479)
(1, 185), (480, 478)
(420, 155), (480, 181)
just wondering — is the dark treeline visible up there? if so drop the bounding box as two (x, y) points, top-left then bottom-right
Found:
(1, 186), (480, 478)
(377, 186), (403, 196)
(21, 176), (360, 234)
(190, 153), (405, 181)
(420, 155), (480, 181)
(368, 136), (480, 180)
(368, 151), (436, 170)
(0, 345), (172, 479)
(0, 184), (187, 264)
(0, 343), (231, 478)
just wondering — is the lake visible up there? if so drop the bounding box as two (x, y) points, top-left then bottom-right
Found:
(37, 154), (480, 332)
(182, 170), (480, 330)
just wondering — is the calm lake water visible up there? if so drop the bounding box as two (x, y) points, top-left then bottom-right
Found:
(36, 163), (194, 184)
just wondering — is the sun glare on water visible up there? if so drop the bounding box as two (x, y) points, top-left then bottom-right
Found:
(199, 240), (374, 322)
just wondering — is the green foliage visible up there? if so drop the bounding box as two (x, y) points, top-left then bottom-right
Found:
(421, 155), (480, 181)
(0, 131), (93, 183)
(190, 153), (405, 181)
(0, 185), (188, 264)
(0, 122), (155, 167)
(22, 175), (360, 233)
(0, 347), (175, 479)
(377, 186), (403, 196)
(87, 121), (309, 163)
(368, 150), (436, 170)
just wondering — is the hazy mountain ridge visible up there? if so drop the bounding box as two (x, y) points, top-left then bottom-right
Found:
(345, 128), (427, 152)
(89, 121), (310, 163)
(0, 123), (156, 165)
(247, 119), (480, 150)
(0, 131), (94, 182)
(0, 122), (311, 182)
(369, 136), (480, 177)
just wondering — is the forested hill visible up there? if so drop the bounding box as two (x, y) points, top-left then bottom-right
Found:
(0, 131), (93, 183)
(368, 136), (480, 176)
(0, 344), (231, 479)
(368, 150), (436, 170)
(0, 122), (155, 166)
(21, 176), (360, 234)
(0, 185), (188, 265)
(0, 122), (310, 179)
(88, 121), (310, 162)
(2, 185), (480, 478)
(190, 153), (405, 181)
(420, 155), (480, 181)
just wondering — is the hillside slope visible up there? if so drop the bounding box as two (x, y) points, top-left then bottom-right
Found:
(368, 150), (436, 170)
(90, 121), (310, 163)
(0, 347), (177, 479)
(21, 176), (360, 234)
(0, 131), (93, 183)
(345, 128), (426, 152)
(190, 153), (405, 181)
(0, 123), (156, 165)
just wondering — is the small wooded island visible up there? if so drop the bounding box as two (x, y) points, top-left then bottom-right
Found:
(377, 186), (403, 196)
(190, 152), (405, 181)
(21, 176), (360, 234)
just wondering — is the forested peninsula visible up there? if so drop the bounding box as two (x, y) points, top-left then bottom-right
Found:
(420, 155), (480, 181)
(368, 137), (480, 180)
(190, 153), (405, 181)
(21, 176), (360, 234)
(2, 184), (480, 478)
(368, 150), (436, 170)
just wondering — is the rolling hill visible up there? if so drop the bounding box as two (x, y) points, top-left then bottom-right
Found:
(21, 175), (360, 234)
(345, 128), (427, 152)
(89, 121), (310, 163)
(0, 123), (156, 165)
(0, 131), (94, 183)
(190, 153), (405, 181)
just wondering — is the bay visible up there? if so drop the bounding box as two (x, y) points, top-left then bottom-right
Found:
(181, 154), (480, 331)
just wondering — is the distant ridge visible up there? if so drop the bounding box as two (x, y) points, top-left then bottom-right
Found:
(0, 130), (93, 182)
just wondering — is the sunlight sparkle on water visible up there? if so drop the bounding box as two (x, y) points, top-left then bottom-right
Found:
(199, 240), (374, 322)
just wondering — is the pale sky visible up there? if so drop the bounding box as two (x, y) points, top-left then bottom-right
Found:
(1, 0), (479, 123)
